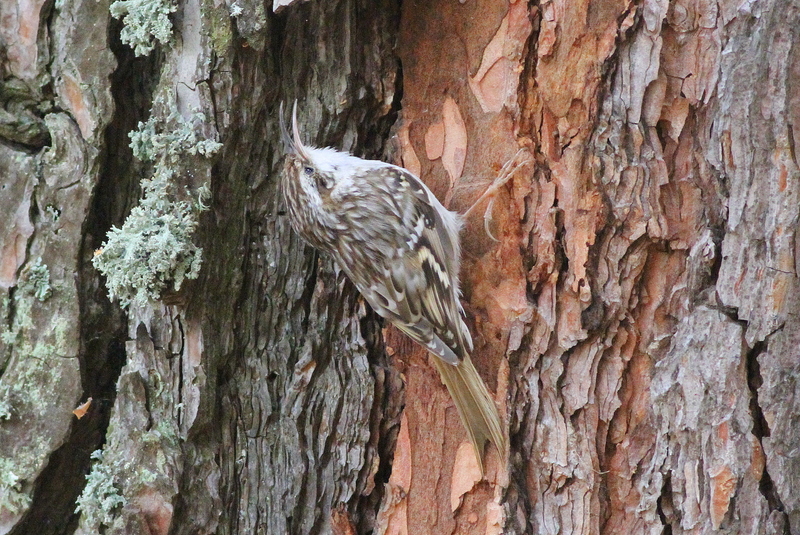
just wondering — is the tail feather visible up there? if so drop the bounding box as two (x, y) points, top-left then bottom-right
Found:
(431, 355), (505, 475)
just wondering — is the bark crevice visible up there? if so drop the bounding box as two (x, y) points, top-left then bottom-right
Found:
(746, 341), (790, 529)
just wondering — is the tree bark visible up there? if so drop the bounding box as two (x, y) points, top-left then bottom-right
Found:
(1, 0), (798, 534)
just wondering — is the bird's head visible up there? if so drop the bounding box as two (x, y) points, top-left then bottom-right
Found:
(280, 102), (343, 211)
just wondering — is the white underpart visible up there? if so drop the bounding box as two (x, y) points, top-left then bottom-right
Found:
(305, 146), (382, 184)
(299, 172), (325, 208)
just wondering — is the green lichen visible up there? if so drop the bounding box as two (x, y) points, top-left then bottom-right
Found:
(0, 328), (13, 345)
(110, 0), (176, 56)
(0, 261), (65, 422)
(201, 0), (235, 55)
(9, 292), (33, 337)
(93, 108), (219, 309)
(128, 109), (222, 161)
(0, 389), (12, 420)
(92, 172), (205, 308)
(74, 415), (181, 530)
(44, 204), (61, 223)
(1, 339), (67, 419)
(0, 257), (57, 352)
(0, 457), (32, 514)
(23, 258), (52, 302)
(75, 450), (127, 530)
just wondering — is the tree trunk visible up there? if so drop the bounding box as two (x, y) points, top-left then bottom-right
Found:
(1, 0), (798, 534)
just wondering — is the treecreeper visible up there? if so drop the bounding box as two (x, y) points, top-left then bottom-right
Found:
(279, 102), (506, 475)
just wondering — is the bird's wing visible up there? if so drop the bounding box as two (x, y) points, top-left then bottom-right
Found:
(357, 165), (473, 364)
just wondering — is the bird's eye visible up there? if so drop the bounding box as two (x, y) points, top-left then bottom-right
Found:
(304, 166), (314, 176)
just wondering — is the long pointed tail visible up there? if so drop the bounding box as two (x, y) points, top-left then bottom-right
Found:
(431, 355), (505, 475)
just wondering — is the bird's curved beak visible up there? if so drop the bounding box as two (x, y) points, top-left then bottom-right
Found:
(280, 100), (310, 160)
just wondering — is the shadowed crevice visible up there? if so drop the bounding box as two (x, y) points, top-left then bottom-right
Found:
(8, 17), (162, 535)
(746, 340), (790, 533)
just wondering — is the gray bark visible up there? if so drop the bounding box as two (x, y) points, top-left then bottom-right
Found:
(2, 0), (402, 533)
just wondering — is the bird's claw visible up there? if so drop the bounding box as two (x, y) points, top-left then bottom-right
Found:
(465, 148), (533, 242)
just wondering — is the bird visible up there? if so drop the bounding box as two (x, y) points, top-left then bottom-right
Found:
(279, 102), (505, 475)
